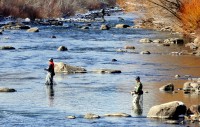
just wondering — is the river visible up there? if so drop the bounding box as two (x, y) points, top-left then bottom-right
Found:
(0, 13), (200, 127)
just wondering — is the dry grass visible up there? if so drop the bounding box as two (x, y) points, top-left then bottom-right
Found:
(0, 0), (116, 19)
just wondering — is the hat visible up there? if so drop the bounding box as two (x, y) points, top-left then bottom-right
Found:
(49, 58), (53, 62)
(135, 76), (140, 80)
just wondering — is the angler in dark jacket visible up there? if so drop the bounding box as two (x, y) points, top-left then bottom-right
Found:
(45, 58), (55, 85)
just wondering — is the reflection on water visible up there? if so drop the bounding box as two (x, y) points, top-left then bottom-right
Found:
(46, 85), (55, 107)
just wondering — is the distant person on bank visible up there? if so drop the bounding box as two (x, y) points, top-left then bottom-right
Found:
(131, 76), (143, 103)
(44, 58), (55, 85)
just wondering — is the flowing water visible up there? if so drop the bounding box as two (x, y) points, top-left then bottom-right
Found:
(0, 13), (200, 127)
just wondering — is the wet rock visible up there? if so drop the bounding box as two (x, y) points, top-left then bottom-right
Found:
(163, 43), (170, 46)
(147, 101), (187, 119)
(0, 46), (15, 50)
(159, 83), (174, 91)
(66, 116), (76, 119)
(112, 59), (117, 62)
(140, 51), (151, 54)
(175, 75), (180, 78)
(115, 24), (130, 28)
(185, 43), (198, 50)
(51, 35), (56, 38)
(0, 88), (16, 92)
(183, 81), (200, 92)
(104, 113), (131, 117)
(139, 38), (152, 43)
(27, 27), (39, 32)
(164, 38), (184, 45)
(100, 24), (110, 30)
(94, 69), (121, 74)
(54, 62), (87, 73)
(187, 105), (200, 115)
(57, 46), (68, 51)
(0, 29), (3, 34)
(124, 46), (135, 50)
(81, 26), (89, 30)
(84, 113), (100, 119)
(153, 39), (162, 43)
(16, 25), (30, 29)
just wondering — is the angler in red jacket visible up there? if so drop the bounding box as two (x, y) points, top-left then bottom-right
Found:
(45, 58), (55, 85)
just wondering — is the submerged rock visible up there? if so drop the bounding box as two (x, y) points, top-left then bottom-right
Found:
(0, 46), (15, 50)
(94, 69), (121, 74)
(54, 62), (87, 73)
(27, 27), (39, 32)
(147, 101), (187, 119)
(100, 24), (110, 30)
(0, 88), (16, 92)
(84, 113), (100, 119)
(104, 113), (131, 117)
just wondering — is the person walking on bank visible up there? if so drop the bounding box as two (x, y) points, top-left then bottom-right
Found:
(131, 76), (143, 104)
(44, 58), (55, 86)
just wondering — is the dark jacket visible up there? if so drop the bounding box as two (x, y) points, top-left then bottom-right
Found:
(46, 62), (55, 76)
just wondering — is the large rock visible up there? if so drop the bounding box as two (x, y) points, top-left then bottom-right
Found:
(0, 46), (15, 50)
(164, 38), (184, 45)
(27, 27), (39, 32)
(147, 101), (187, 119)
(115, 24), (130, 28)
(183, 81), (200, 92)
(54, 62), (87, 73)
(159, 83), (174, 91)
(100, 24), (110, 30)
(94, 69), (121, 74)
(0, 88), (16, 92)
(57, 46), (68, 51)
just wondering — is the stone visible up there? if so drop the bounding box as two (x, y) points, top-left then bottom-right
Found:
(0, 46), (15, 50)
(159, 83), (174, 91)
(112, 59), (117, 62)
(51, 35), (56, 38)
(27, 27), (39, 32)
(140, 51), (151, 54)
(57, 46), (68, 51)
(163, 43), (170, 46)
(124, 46), (135, 50)
(175, 75), (180, 78)
(66, 116), (76, 119)
(164, 38), (184, 45)
(94, 69), (121, 74)
(81, 26), (89, 29)
(187, 105), (200, 115)
(115, 24), (130, 28)
(153, 39), (162, 43)
(183, 81), (200, 92)
(54, 62), (87, 73)
(100, 24), (110, 30)
(147, 101), (187, 119)
(139, 38), (152, 43)
(84, 113), (100, 119)
(104, 113), (131, 117)
(0, 88), (16, 92)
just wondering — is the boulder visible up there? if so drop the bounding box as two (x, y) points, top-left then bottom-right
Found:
(187, 105), (200, 115)
(0, 46), (15, 50)
(140, 51), (151, 54)
(84, 113), (100, 119)
(124, 46), (135, 50)
(54, 62), (87, 73)
(100, 24), (110, 30)
(159, 83), (174, 91)
(183, 81), (200, 92)
(164, 38), (184, 45)
(104, 113), (131, 117)
(147, 101), (187, 119)
(94, 69), (121, 74)
(0, 88), (16, 92)
(57, 46), (68, 51)
(115, 24), (130, 28)
(139, 38), (152, 43)
(27, 27), (39, 32)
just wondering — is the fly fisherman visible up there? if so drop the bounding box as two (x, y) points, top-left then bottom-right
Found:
(131, 76), (143, 104)
(44, 58), (55, 86)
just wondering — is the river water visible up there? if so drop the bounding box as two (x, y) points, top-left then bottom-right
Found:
(0, 13), (200, 127)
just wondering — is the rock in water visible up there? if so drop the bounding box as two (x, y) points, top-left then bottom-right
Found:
(27, 27), (39, 32)
(100, 24), (110, 30)
(84, 113), (100, 119)
(57, 46), (68, 51)
(54, 62), (87, 73)
(147, 101), (186, 119)
(104, 113), (131, 117)
(0, 88), (16, 92)
(0, 46), (15, 50)
(115, 24), (130, 28)
(159, 83), (174, 91)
